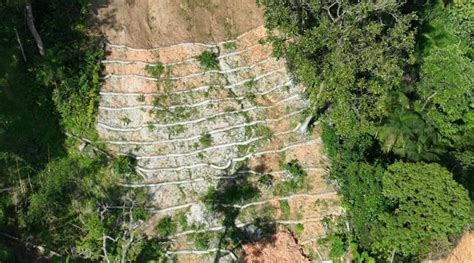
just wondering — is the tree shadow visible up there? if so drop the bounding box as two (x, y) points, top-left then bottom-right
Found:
(89, 0), (121, 32)
(201, 167), (278, 262)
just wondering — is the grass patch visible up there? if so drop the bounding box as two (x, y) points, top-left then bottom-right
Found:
(136, 94), (145, 102)
(169, 125), (186, 136)
(280, 200), (291, 219)
(175, 211), (188, 230)
(294, 223), (304, 235)
(223, 41), (237, 50)
(244, 79), (257, 88)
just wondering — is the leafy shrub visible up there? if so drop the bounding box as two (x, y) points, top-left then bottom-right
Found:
(145, 63), (165, 78)
(155, 216), (177, 237)
(258, 174), (274, 188)
(274, 160), (307, 195)
(112, 155), (136, 176)
(193, 232), (214, 250)
(175, 211), (188, 230)
(199, 133), (212, 147)
(196, 50), (219, 70)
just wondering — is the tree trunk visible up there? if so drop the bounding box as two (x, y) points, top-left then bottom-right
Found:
(25, 2), (45, 56)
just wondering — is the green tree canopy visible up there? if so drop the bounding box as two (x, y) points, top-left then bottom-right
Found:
(374, 162), (470, 259)
(259, 0), (417, 138)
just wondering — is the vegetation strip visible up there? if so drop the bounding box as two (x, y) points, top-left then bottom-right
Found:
(119, 167), (326, 187)
(136, 139), (320, 172)
(102, 109), (303, 145)
(98, 80), (292, 111)
(97, 94), (303, 131)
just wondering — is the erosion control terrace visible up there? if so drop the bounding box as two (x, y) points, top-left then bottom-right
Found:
(94, 0), (342, 261)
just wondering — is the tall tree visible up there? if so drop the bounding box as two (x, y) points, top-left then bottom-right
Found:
(374, 162), (470, 260)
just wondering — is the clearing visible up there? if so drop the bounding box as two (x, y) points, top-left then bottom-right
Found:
(93, 0), (342, 261)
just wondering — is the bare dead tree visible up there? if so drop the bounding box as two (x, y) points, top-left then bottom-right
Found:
(25, 2), (45, 56)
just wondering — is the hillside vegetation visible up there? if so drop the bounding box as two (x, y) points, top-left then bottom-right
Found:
(0, 0), (472, 262)
(259, 0), (473, 261)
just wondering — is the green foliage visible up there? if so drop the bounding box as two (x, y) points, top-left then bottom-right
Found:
(0, 1), (167, 260)
(279, 200), (290, 219)
(321, 122), (339, 159)
(374, 162), (470, 259)
(223, 41), (237, 50)
(175, 211), (188, 230)
(196, 50), (219, 70)
(260, 0), (473, 260)
(244, 79), (256, 88)
(260, 0), (417, 139)
(258, 174), (273, 189)
(199, 133), (212, 147)
(145, 63), (165, 78)
(192, 232), (214, 250)
(0, 242), (13, 262)
(255, 125), (273, 141)
(377, 109), (442, 161)
(155, 216), (177, 237)
(293, 223), (304, 235)
(112, 155), (136, 176)
(274, 160), (307, 195)
(202, 179), (260, 208)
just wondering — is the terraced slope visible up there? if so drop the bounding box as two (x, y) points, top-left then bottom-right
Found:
(97, 26), (342, 262)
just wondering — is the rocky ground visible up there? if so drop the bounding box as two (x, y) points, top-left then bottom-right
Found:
(94, 1), (342, 261)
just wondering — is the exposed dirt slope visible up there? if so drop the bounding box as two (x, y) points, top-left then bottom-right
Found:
(242, 231), (310, 263)
(95, 1), (342, 262)
(425, 232), (474, 263)
(92, 0), (263, 48)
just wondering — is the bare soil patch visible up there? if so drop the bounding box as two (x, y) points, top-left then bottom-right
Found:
(242, 230), (310, 263)
(92, 0), (264, 48)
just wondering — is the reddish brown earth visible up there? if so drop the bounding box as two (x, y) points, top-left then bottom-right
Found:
(242, 231), (310, 263)
(92, 0), (264, 48)
(425, 232), (474, 263)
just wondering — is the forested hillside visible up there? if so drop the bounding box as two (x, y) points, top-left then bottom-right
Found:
(258, 0), (473, 261)
(0, 1), (165, 261)
(0, 0), (472, 262)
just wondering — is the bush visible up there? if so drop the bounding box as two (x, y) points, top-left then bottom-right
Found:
(145, 63), (165, 78)
(196, 50), (219, 70)
(112, 155), (136, 176)
(155, 216), (177, 237)
(199, 133), (212, 147)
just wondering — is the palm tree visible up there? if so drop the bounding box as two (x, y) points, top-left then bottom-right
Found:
(377, 109), (442, 161)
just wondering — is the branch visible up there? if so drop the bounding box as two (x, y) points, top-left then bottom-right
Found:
(14, 28), (27, 62)
(102, 233), (111, 263)
(25, 3), (45, 56)
(420, 91), (437, 112)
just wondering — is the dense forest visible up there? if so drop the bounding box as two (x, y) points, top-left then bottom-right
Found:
(0, 0), (166, 261)
(259, 0), (473, 261)
(0, 0), (472, 262)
